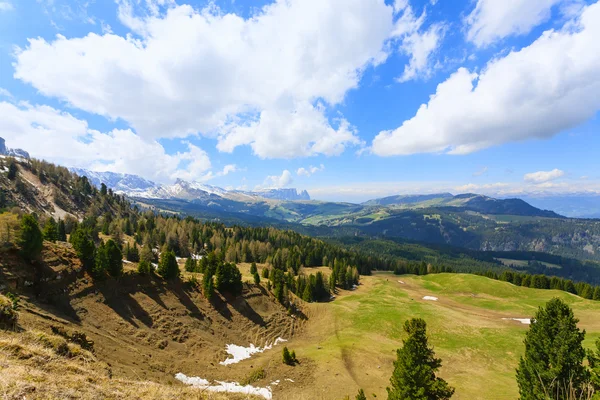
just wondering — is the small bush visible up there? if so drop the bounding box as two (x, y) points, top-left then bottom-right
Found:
(282, 347), (298, 366)
(0, 294), (18, 330)
(241, 368), (266, 385)
(33, 331), (71, 357)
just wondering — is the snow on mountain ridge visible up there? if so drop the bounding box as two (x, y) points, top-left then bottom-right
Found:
(71, 168), (310, 202)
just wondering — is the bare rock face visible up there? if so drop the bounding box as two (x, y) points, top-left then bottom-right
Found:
(0, 137), (30, 159)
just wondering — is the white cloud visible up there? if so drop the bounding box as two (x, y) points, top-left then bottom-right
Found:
(13, 0), (417, 159)
(220, 164), (238, 176)
(0, 101), (212, 183)
(0, 88), (12, 98)
(473, 166), (489, 177)
(372, 2), (600, 156)
(524, 168), (565, 183)
(392, 2), (445, 82)
(0, 2), (13, 11)
(397, 23), (445, 82)
(465, 0), (563, 47)
(262, 170), (293, 189)
(297, 164), (325, 177)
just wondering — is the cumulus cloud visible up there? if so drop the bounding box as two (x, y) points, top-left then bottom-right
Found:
(262, 170), (294, 189)
(372, 2), (600, 156)
(524, 168), (565, 183)
(0, 101), (212, 183)
(13, 0), (440, 159)
(297, 164), (325, 177)
(465, 0), (564, 47)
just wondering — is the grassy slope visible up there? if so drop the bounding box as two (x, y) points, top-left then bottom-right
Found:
(280, 272), (600, 400)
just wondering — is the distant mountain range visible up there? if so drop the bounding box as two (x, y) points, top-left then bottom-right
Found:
(363, 192), (561, 218)
(69, 168), (311, 202)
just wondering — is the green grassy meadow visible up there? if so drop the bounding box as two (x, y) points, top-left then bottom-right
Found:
(284, 272), (600, 400)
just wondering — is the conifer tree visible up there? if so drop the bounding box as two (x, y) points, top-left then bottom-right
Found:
(94, 241), (108, 278)
(105, 239), (123, 277)
(19, 214), (43, 261)
(70, 227), (95, 269)
(185, 257), (196, 272)
(253, 272), (261, 285)
(250, 262), (257, 275)
(138, 260), (153, 275)
(282, 347), (294, 365)
(57, 218), (67, 242)
(202, 273), (214, 299)
(157, 250), (179, 280)
(7, 161), (17, 180)
(516, 298), (588, 399)
(43, 217), (58, 242)
(387, 318), (454, 400)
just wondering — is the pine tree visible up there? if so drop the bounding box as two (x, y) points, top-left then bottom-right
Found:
(387, 318), (454, 400)
(253, 272), (261, 285)
(282, 347), (294, 365)
(70, 227), (95, 269)
(43, 217), (58, 242)
(355, 389), (367, 400)
(19, 214), (43, 261)
(138, 260), (153, 275)
(7, 161), (17, 180)
(157, 250), (179, 280)
(94, 241), (109, 278)
(516, 298), (588, 399)
(202, 273), (214, 299)
(100, 183), (108, 196)
(105, 239), (123, 278)
(185, 257), (196, 272)
(592, 286), (600, 301)
(57, 219), (67, 242)
(250, 262), (257, 275)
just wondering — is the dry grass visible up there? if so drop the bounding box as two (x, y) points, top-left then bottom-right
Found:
(0, 329), (251, 399)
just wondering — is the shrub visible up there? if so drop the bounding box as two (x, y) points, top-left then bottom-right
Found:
(0, 294), (18, 330)
(241, 368), (266, 385)
(282, 347), (297, 366)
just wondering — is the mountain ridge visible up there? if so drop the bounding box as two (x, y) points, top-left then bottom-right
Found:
(69, 168), (311, 202)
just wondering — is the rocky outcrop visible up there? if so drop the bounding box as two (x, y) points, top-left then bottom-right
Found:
(0, 137), (30, 159)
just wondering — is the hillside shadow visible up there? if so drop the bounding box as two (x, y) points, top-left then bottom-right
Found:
(169, 281), (205, 320)
(230, 295), (266, 327)
(209, 294), (233, 321)
(96, 283), (154, 328)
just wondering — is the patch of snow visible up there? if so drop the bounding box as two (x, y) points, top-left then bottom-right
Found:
(502, 318), (531, 325)
(219, 338), (287, 366)
(270, 380), (280, 386)
(422, 296), (438, 301)
(285, 378), (294, 383)
(151, 263), (158, 270)
(175, 373), (272, 400)
(397, 280), (405, 284)
(122, 260), (133, 264)
(191, 254), (203, 260)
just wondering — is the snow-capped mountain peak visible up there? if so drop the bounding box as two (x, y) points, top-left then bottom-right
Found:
(70, 168), (310, 202)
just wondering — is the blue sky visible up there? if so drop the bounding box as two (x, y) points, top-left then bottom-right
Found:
(0, 0), (599, 202)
